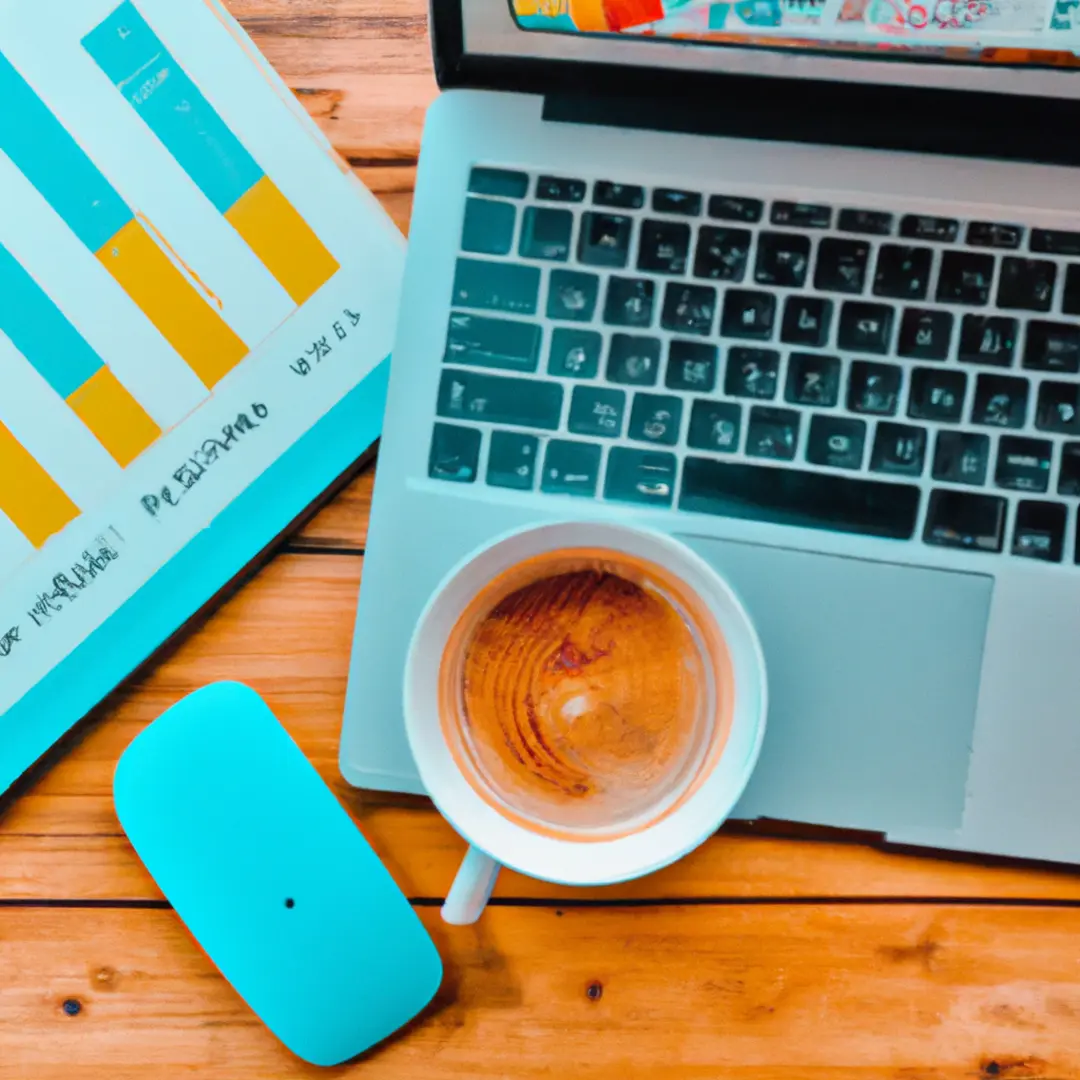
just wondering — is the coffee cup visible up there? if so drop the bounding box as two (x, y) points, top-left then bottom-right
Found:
(404, 521), (767, 924)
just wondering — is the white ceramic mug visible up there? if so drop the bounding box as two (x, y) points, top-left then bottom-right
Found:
(404, 521), (767, 925)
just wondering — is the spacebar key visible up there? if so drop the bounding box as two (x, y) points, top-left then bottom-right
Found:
(679, 457), (920, 539)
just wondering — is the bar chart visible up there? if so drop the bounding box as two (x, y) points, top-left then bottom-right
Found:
(0, 50), (249, 391)
(0, 242), (161, 469)
(83, 2), (341, 307)
(0, 0), (343, 558)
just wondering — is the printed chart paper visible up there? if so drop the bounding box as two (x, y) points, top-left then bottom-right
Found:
(0, 0), (404, 721)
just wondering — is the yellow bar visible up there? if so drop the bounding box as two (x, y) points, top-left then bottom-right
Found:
(96, 220), (248, 389)
(66, 366), (161, 468)
(224, 175), (340, 306)
(0, 422), (79, 548)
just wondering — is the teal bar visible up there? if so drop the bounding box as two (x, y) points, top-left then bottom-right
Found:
(0, 242), (103, 398)
(83, 2), (264, 215)
(0, 51), (133, 251)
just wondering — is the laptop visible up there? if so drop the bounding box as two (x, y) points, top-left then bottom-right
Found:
(341, 0), (1080, 864)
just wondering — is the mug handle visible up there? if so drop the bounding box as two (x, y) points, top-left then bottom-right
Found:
(442, 845), (501, 925)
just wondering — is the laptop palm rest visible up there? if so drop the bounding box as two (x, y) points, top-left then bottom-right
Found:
(679, 536), (993, 833)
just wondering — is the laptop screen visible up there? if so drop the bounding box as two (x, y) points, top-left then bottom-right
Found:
(509, 0), (1080, 68)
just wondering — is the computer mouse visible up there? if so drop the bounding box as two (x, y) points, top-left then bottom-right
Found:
(114, 681), (442, 1067)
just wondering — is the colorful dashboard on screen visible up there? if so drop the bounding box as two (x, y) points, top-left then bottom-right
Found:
(511, 0), (1080, 66)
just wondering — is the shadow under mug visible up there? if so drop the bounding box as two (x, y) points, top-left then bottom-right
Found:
(404, 521), (768, 925)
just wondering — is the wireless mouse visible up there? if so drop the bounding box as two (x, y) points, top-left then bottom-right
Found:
(114, 681), (442, 1067)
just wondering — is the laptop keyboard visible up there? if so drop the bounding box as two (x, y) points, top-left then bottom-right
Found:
(429, 164), (1080, 564)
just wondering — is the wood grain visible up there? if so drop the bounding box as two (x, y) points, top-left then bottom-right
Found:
(2, 905), (1079, 1079)
(238, 0), (437, 165)
(4, 1), (1080, 1077)
(3, 551), (1079, 906)
(292, 466), (372, 551)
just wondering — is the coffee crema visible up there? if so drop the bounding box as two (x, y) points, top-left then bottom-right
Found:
(456, 566), (711, 833)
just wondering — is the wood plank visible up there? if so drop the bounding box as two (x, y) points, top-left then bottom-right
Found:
(291, 465), (372, 551)
(4, 553), (1080, 903)
(1, 905), (1078, 1079)
(236, 0), (438, 164)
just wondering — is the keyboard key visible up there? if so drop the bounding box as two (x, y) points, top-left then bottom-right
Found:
(605, 448), (678, 507)
(1064, 265), (1080, 316)
(469, 167), (528, 199)
(747, 406), (799, 461)
(607, 334), (661, 385)
(536, 175), (586, 202)
(1031, 228), (1080, 256)
(1024, 321), (1080, 374)
(693, 226), (751, 282)
(568, 385), (625, 438)
(966, 221), (1023, 249)
(1058, 440), (1080, 494)
(486, 430), (538, 490)
(519, 206), (573, 261)
(666, 340), (718, 392)
(908, 367), (966, 422)
(604, 277), (655, 327)
(839, 208), (893, 236)
(594, 180), (645, 209)
(1013, 500), (1065, 562)
(445, 312), (541, 373)
(708, 194), (763, 223)
(996, 436), (1052, 493)
(754, 232), (811, 288)
(901, 215), (959, 243)
(1036, 380), (1080, 434)
(806, 415), (866, 470)
(547, 270), (599, 321)
(461, 198), (516, 255)
(720, 290), (776, 340)
(848, 360), (901, 416)
(1059, 443), (1080, 495)
(786, 352), (841, 407)
(771, 201), (831, 229)
(428, 423), (480, 483)
(781, 295), (832, 347)
(629, 393), (683, 445)
(933, 430), (990, 486)
(972, 373), (1028, 429)
(897, 308), (953, 360)
(653, 188), (702, 216)
(688, 399), (741, 453)
(542, 440), (601, 496)
(725, 347), (780, 400)
(997, 257), (1056, 312)
(437, 369), (562, 430)
(958, 315), (1017, 367)
(577, 212), (632, 268)
(924, 489), (1005, 552)
(937, 251), (995, 306)
(549, 328), (602, 378)
(638, 219), (691, 274)
(453, 258), (539, 314)
(814, 238), (870, 295)
(680, 457), (920, 539)
(873, 245), (932, 301)
(661, 282), (717, 336)
(871, 422), (926, 477)
(838, 302), (894, 354)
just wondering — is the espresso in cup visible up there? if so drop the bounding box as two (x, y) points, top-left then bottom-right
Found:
(438, 550), (732, 839)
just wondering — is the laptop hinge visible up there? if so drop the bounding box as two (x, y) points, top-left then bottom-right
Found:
(543, 88), (1080, 167)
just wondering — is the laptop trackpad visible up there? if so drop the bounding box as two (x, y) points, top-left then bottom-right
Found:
(680, 536), (993, 832)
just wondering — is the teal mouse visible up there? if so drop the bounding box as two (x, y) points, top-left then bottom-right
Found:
(114, 682), (442, 1067)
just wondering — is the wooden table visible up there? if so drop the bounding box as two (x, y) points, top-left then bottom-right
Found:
(4, 3), (1080, 1076)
